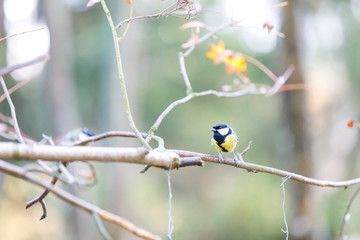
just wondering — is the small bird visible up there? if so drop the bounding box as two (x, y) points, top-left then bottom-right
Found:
(57, 128), (95, 146)
(211, 123), (240, 167)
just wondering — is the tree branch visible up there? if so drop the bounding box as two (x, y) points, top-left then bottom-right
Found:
(99, 0), (152, 150)
(1, 142), (360, 188)
(0, 160), (161, 240)
(0, 143), (180, 169)
(115, 2), (178, 30)
(338, 185), (360, 239)
(172, 150), (360, 188)
(0, 55), (49, 76)
(0, 76), (24, 143)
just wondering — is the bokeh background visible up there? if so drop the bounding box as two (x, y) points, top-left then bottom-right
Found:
(1, 0), (360, 239)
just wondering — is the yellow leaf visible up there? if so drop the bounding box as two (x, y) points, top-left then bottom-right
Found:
(225, 55), (247, 74)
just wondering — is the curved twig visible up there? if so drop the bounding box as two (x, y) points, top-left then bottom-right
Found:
(100, 0), (152, 150)
(338, 185), (360, 239)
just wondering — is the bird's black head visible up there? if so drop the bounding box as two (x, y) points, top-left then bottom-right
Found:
(211, 123), (231, 137)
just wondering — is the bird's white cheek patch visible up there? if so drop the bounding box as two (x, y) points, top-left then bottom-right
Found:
(218, 127), (229, 136)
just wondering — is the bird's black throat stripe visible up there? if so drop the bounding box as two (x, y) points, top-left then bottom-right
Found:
(218, 143), (228, 152)
(213, 137), (228, 152)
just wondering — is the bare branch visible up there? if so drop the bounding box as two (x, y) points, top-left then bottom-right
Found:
(0, 143), (181, 170)
(178, 52), (192, 93)
(173, 149), (360, 188)
(0, 78), (32, 103)
(99, 0), (152, 150)
(116, 2), (178, 30)
(0, 160), (161, 240)
(280, 175), (292, 240)
(265, 65), (295, 96)
(0, 27), (45, 42)
(1, 142), (360, 188)
(0, 55), (49, 76)
(93, 212), (113, 240)
(0, 76), (24, 143)
(146, 88), (255, 141)
(183, 21), (235, 57)
(166, 161), (174, 239)
(338, 185), (360, 239)
(244, 55), (278, 82)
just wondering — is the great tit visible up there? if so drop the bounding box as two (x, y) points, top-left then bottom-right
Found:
(57, 128), (95, 146)
(211, 123), (240, 167)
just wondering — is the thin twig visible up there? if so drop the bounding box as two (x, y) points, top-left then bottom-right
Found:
(146, 88), (255, 141)
(280, 174), (293, 240)
(236, 141), (253, 162)
(266, 65), (295, 96)
(166, 159), (174, 240)
(178, 52), (192, 93)
(27, 133), (94, 220)
(72, 131), (165, 149)
(244, 55), (278, 82)
(39, 199), (47, 220)
(100, 0), (152, 150)
(172, 149), (360, 188)
(184, 21), (238, 57)
(147, 61), (294, 140)
(0, 27), (45, 42)
(0, 78), (32, 103)
(117, 2), (133, 42)
(0, 76), (24, 143)
(0, 55), (49, 76)
(184, 21), (235, 57)
(338, 185), (360, 239)
(93, 212), (113, 240)
(0, 160), (161, 240)
(26, 169), (62, 215)
(116, 2), (178, 29)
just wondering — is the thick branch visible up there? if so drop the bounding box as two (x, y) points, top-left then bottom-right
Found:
(0, 143), (180, 169)
(0, 160), (161, 240)
(1, 143), (360, 188)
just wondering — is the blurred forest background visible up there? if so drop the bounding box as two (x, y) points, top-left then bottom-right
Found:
(1, 0), (360, 239)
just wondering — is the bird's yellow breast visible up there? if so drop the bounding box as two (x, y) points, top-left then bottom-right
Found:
(221, 134), (238, 152)
(212, 133), (238, 152)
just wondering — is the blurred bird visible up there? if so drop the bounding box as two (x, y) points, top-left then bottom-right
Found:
(211, 123), (240, 166)
(57, 128), (95, 146)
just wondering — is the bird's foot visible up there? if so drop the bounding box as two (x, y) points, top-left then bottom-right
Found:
(218, 152), (223, 164)
(233, 152), (243, 167)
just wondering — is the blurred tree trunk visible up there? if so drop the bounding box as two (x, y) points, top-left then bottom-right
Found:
(97, 1), (148, 239)
(0, 0), (5, 186)
(281, 2), (314, 240)
(43, 0), (80, 135)
(42, 1), (83, 240)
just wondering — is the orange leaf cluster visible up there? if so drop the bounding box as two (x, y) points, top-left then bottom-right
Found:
(206, 40), (247, 74)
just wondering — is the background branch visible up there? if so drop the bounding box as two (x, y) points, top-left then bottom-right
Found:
(0, 160), (161, 240)
(0, 55), (49, 76)
(0, 76), (24, 143)
(116, 2), (178, 29)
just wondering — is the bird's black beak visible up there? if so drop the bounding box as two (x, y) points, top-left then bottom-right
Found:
(211, 128), (216, 132)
